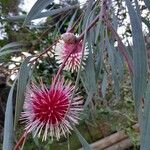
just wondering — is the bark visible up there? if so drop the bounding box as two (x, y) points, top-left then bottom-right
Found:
(79, 124), (139, 150)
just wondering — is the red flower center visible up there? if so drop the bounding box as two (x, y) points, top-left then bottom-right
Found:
(32, 89), (69, 124)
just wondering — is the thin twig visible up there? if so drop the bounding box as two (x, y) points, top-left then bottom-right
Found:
(77, 15), (100, 41)
(29, 40), (58, 64)
(67, 13), (84, 33)
(13, 131), (28, 150)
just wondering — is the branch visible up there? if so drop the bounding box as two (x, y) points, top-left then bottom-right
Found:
(77, 0), (108, 41)
(104, 19), (133, 74)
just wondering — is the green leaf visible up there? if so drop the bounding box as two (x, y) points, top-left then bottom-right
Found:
(84, 92), (94, 108)
(141, 82), (150, 150)
(67, 9), (78, 32)
(7, 5), (78, 23)
(0, 42), (23, 52)
(101, 72), (107, 98)
(0, 49), (21, 57)
(3, 80), (16, 150)
(72, 124), (91, 150)
(115, 49), (124, 81)
(106, 37), (120, 99)
(14, 56), (32, 129)
(81, 42), (97, 94)
(33, 5), (78, 20)
(141, 17), (150, 32)
(82, 1), (93, 30)
(144, 0), (150, 10)
(24, 0), (54, 25)
(95, 25), (104, 78)
(125, 0), (147, 113)
(6, 15), (26, 21)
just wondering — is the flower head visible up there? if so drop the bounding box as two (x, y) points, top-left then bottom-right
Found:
(21, 79), (83, 141)
(54, 33), (88, 72)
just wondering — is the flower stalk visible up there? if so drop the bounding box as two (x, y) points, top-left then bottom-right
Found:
(53, 44), (77, 85)
(13, 131), (28, 150)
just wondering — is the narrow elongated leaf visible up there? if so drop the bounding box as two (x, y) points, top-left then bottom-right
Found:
(33, 5), (78, 20)
(0, 49), (21, 57)
(3, 80), (16, 150)
(101, 72), (107, 98)
(24, 0), (54, 24)
(95, 21), (102, 43)
(67, 9), (78, 32)
(0, 42), (23, 52)
(7, 5), (78, 23)
(81, 42), (97, 108)
(125, 0), (147, 113)
(14, 56), (32, 128)
(134, 0), (141, 21)
(106, 37), (120, 99)
(95, 25), (104, 78)
(141, 17), (150, 32)
(141, 82), (150, 149)
(81, 43), (97, 94)
(6, 15), (26, 21)
(84, 92), (94, 108)
(112, 11), (118, 31)
(72, 124), (91, 150)
(144, 0), (150, 10)
(82, 1), (93, 29)
(115, 49), (124, 81)
(56, 15), (70, 35)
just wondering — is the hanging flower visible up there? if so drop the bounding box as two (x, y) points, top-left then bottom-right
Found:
(21, 79), (83, 141)
(54, 33), (88, 72)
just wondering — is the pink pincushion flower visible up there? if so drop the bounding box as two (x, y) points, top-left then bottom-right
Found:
(21, 79), (83, 141)
(54, 33), (88, 72)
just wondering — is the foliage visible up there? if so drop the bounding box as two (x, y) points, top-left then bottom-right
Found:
(0, 0), (150, 150)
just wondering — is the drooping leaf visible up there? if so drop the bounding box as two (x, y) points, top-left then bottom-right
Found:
(95, 25), (105, 78)
(0, 49), (21, 57)
(125, 0), (147, 114)
(0, 42), (23, 52)
(3, 80), (17, 150)
(5, 15), (26, 21)
(112, 11), (118, 31)
(24, 0), (54, 25)
(94, 21), (102, 43)
(14, 56), (32, 129)
(56, 13), (70, 36)
(106, 37), (120, 99)
(33, 5), (78, 20)
(82, 1), (94, 30)
(72, 124), (91, 150)
(141, 17), (150, 32)
(105, 19), (133, 74)
(7, 5), (78, 23)
(115, 49), (124, 81)
(81, 41), (97, 94)
(101, 72), (107, 98)
(84, 92), (94, 108)
(134, 0), (142, 22)
(67, 9), (78, 32)
(144, 0), (150, 10)
(81, 40), (98, 107)
(141, 81), (150, 149)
